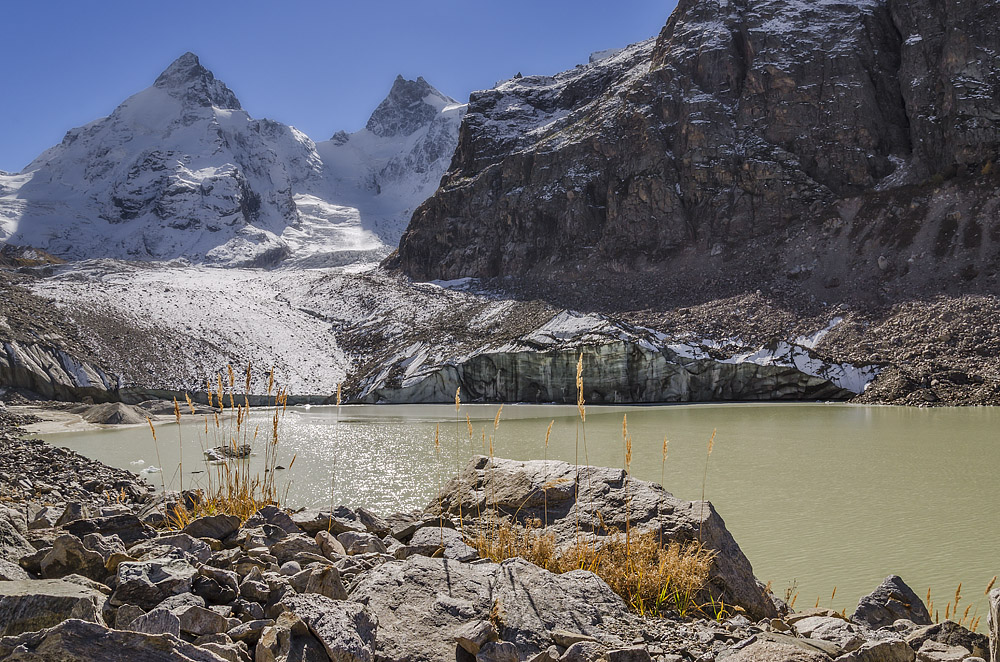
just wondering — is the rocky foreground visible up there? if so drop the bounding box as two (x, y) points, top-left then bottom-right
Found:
(0, 414), (997, 662)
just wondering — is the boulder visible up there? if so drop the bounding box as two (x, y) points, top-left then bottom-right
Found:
(407, 526), (478, 562)
(227, 619), (274, 644)
(192, 574), (238, 605)
(724, 640), (831, 661)
(350, 556), (498, 662)
(493, 558), (629, 654)
(157, 592), (206, 611)
(432, 457), (777, 620)
(279, 593), (377, 662)
(59, 573), (111, 596)
(82, 533), (127, 562)
(336, 531), (387, 556)
(915, 640), (973, 662)
(293, 565), (348, 601)
(385, 512), (456, 544)
(200, 640), (251, 662)
(839, 639), (915, 662)
(269, 534), (322, 565)
(0, 580), (106, 636)
(183, 514), (241, 541)
(853, 576), (932, 629)
(55, 503), (91, 527)
(63, 515), (155, 546)
(0, 558), (31, 581)
(476, 641), (519, 662)
(240, 576), (271, 603)
(906, 620), (989, 659)
(604, 649), (652, 662)
(245, 506), (300, 535)
(28, 506), (62, 531)
(255, 611), (331, 662)
(130, 533), (212, 563)
(792, 615), (865, 652)
(128, 608), (182, 637)
(172, 604), (229, 637)
(39, 534), (106, 581)
(0, 513), (35, 565)
(454, 619), (499, 655)
(559, 641), (607, 662)
(110, 556), (198, 609)
(292, 510), (366, 537)
(0, 618), (227, 661)
(115, 604), (145, 629)
(315, 530), (346, 559)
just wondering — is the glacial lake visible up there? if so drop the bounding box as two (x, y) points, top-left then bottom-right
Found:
(36, 402), (1000, 620)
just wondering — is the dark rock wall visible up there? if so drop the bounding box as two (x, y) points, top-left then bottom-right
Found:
(392, 0), (1000, 293)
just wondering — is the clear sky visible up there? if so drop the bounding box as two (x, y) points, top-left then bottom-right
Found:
(1, 0), (675, 172)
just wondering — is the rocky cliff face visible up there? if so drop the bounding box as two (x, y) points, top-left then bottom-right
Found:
(391, 0), (1000, 304)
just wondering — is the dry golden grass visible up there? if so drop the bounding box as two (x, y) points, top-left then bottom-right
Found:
(470, 519), (719, 618)
(149, 363), (292, 528)
(925, 577), (995, 632)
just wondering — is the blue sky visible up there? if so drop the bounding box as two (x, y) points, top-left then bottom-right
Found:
(1, 1), (674, 172)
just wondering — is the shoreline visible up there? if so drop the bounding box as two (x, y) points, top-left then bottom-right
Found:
(13, 398), (1000, 439)
(0, 410), (995, 661)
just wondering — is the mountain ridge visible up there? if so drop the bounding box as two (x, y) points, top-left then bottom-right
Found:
(0, 53), (463, 267)
(390, 0), (1000, 312)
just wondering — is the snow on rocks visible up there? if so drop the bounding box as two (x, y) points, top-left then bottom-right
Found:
(0, 54), (461, 268)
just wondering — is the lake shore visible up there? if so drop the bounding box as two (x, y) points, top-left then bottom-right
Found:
(1, 408), (996, 662)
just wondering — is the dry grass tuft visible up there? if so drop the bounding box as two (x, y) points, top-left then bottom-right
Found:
(149, 363), (292, 528)
(470, 520), (719, 618)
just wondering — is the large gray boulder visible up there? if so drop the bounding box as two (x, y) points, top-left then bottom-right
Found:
(110, 556), (198, 609)
(407, 526), (478, 562)
(431, 456), (777, 620)
(130, 533), (212, 564)
(492, 558), (629, 653)
(350, 556), (498, 662)
(0, 580), (106, 637)
(725, 640), (832, 662)
(0, 618), (227, 661)
(183, 514), (241, 541)
(0, 558), (31, 581)
(63, 514), (155, 547)
(0, 512), (35, 565)
(279, 593), (377, 662)
(128, 608), (182, 637)
(792, 615), (865, 653)
(255, 611), (328, 662)
(906, 620), (989, 659)
(837, 639), (915, 662)
(350, 554), (631, 661)
(852, 575), (932, 629)
(39, 534), (107, 581)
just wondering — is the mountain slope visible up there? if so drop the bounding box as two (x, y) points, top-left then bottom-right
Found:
(0, 55), (463, 267)
(390, 0), (1000, 308)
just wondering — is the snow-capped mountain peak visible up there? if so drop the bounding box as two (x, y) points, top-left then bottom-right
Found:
(0, 59), (465, 267)
(365, 75), (458, 138)
(152, 52), (242, 110)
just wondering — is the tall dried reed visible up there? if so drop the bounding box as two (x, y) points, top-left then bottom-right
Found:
(149, 363), (292, 528)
